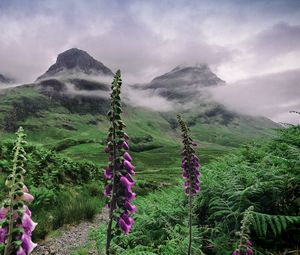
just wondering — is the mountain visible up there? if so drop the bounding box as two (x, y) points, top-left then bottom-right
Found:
(37, 48), (114, 80)
(0, 73), (14, 84)
(33, 48), (114, 106)
(0, 49), (279, 167)
(136, 64), (225, 101)
(149, 64), (224, 89)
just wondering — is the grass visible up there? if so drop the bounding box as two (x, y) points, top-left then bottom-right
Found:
(31, 182), (106, 240)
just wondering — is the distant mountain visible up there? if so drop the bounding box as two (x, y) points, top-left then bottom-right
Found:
(37, 48), (114, 80)
(149, 64), (224, 89)
(0, 49), (279, 149)
(137, 64), (225, 101)
(0, 73), (14, 84)
(35, 48), (113, 100)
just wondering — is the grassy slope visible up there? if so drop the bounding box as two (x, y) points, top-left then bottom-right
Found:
(0, 85), (278, 186)
(94, 126), (300, 255)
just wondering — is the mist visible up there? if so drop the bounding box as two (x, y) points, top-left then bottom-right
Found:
(208, 69), (300, 124)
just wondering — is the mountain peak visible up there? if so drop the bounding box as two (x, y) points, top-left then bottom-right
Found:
(37, 48), (114, 80)
(0, 73), (14, 84)
(150, 63), (225, 87)
(171, 63), (209, 72)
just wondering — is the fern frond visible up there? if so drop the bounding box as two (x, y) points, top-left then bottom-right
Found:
(252, 212), (300, 237)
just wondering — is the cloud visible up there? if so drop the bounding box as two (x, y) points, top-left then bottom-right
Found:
(248, 22), (300, 57)
(3, 0), (300, 83)
(208, 69), (300, 124)
(0, 0), (299, 124)
(122, 85), (174, 111)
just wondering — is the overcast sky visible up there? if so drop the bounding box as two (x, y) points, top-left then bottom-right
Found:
(0, 0), (299, 123)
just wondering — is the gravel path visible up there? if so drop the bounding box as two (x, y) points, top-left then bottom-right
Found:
(32, 209), (109, 255)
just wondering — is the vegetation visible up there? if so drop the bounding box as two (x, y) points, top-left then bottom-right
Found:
(0, 127), (37, 255)
(0, 140), (105, 241)
(0, 74), (298, 255)
(94, 126), (300, 254)
(103, 70), (136, 254)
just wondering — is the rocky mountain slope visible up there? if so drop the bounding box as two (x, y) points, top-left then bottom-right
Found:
(0, 49), (278, 151)
(37, 48), (113, 80)
(0, 73), (14, 84)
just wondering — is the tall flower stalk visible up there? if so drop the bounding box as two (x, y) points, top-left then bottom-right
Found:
(0, 127), (37, 255)
(103, 70), (136, 255)
(232, 206), (254, 255)
(177, 115), (201, 255)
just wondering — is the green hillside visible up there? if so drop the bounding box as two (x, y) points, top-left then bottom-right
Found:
(94, 126), (300, 254)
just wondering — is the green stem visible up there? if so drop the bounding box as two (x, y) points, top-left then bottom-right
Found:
(4, 133), (22, 255)
(188, 190), (192, 255)
(106, 91), (119, 255)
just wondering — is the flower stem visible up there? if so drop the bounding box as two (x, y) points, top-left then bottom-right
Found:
(4, 130), (22, 255)
(188, 189), (192, 255)
(105, 75), (119, 255)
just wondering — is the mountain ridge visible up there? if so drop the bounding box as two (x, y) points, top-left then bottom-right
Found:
(37, 48), (114, 80)
(0, 73), (14, 84)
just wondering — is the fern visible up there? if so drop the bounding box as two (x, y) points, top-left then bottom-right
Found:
(252, 212), (300, 237)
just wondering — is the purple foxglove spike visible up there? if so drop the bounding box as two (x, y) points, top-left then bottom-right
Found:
(246, 240), (252, 246)
(125, 190), (136, 202)
(108, 155), (114, 161)
(194, 178), (200, 185)
(21, 192), (34, 202)
(192, 141), (197, 146)
(124, 133), (129, 140)
(181, 157), (187, 163)
(17, 247), (26, 255)
(193, 162), (200, 168)
(125, 174), (135, 184)
(120, 176), (134, 192)
(21, 233), (37, 254)
(103, 185), (112, 197)
(124, 201), (136, 214)
(23, 205), (32, 216)
(124, 160), (135, 172)
(124, 151), (132, 162)
(194, 170), (201, 177)
(22, 185), (29, 193)
(127, 168), (135, 175)
(181, 161), (187, 168)
(22, 213), (38, 235)
(246, 248), (253, 255)
(123, 141), (129, 150)
(104, 168), (113, 179)
(118, 217), (131, 235)
(192, 155), (199, 161)
(193, 185), (200, 194)
(182, 171), (188, 178)
(121, 213), (134, 226)
(0, 227), (7, 243)
(232, 250), (238, 255)
(184, 181), (189, 187)
(0, 207), (8, 220)
(104, 146), (111, 153)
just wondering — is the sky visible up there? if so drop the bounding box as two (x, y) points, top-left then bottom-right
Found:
(0, 0), (299, 123)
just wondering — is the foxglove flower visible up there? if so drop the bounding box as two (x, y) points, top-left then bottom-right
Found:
(177, 116), (201, 196)
(232, 206), (254, 255)
(103, 70), (136, 254)
(1, 127), (37, 255)
(177, 115), (202, 255)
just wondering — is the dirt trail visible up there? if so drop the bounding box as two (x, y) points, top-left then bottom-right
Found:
(32, 209), (108, 255)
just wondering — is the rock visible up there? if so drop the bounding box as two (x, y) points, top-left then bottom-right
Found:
(37, 48), (114, 80)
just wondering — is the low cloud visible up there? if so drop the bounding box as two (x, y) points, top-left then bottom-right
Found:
(122, 85), (174, 111)
(208, 69), (300, 124)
